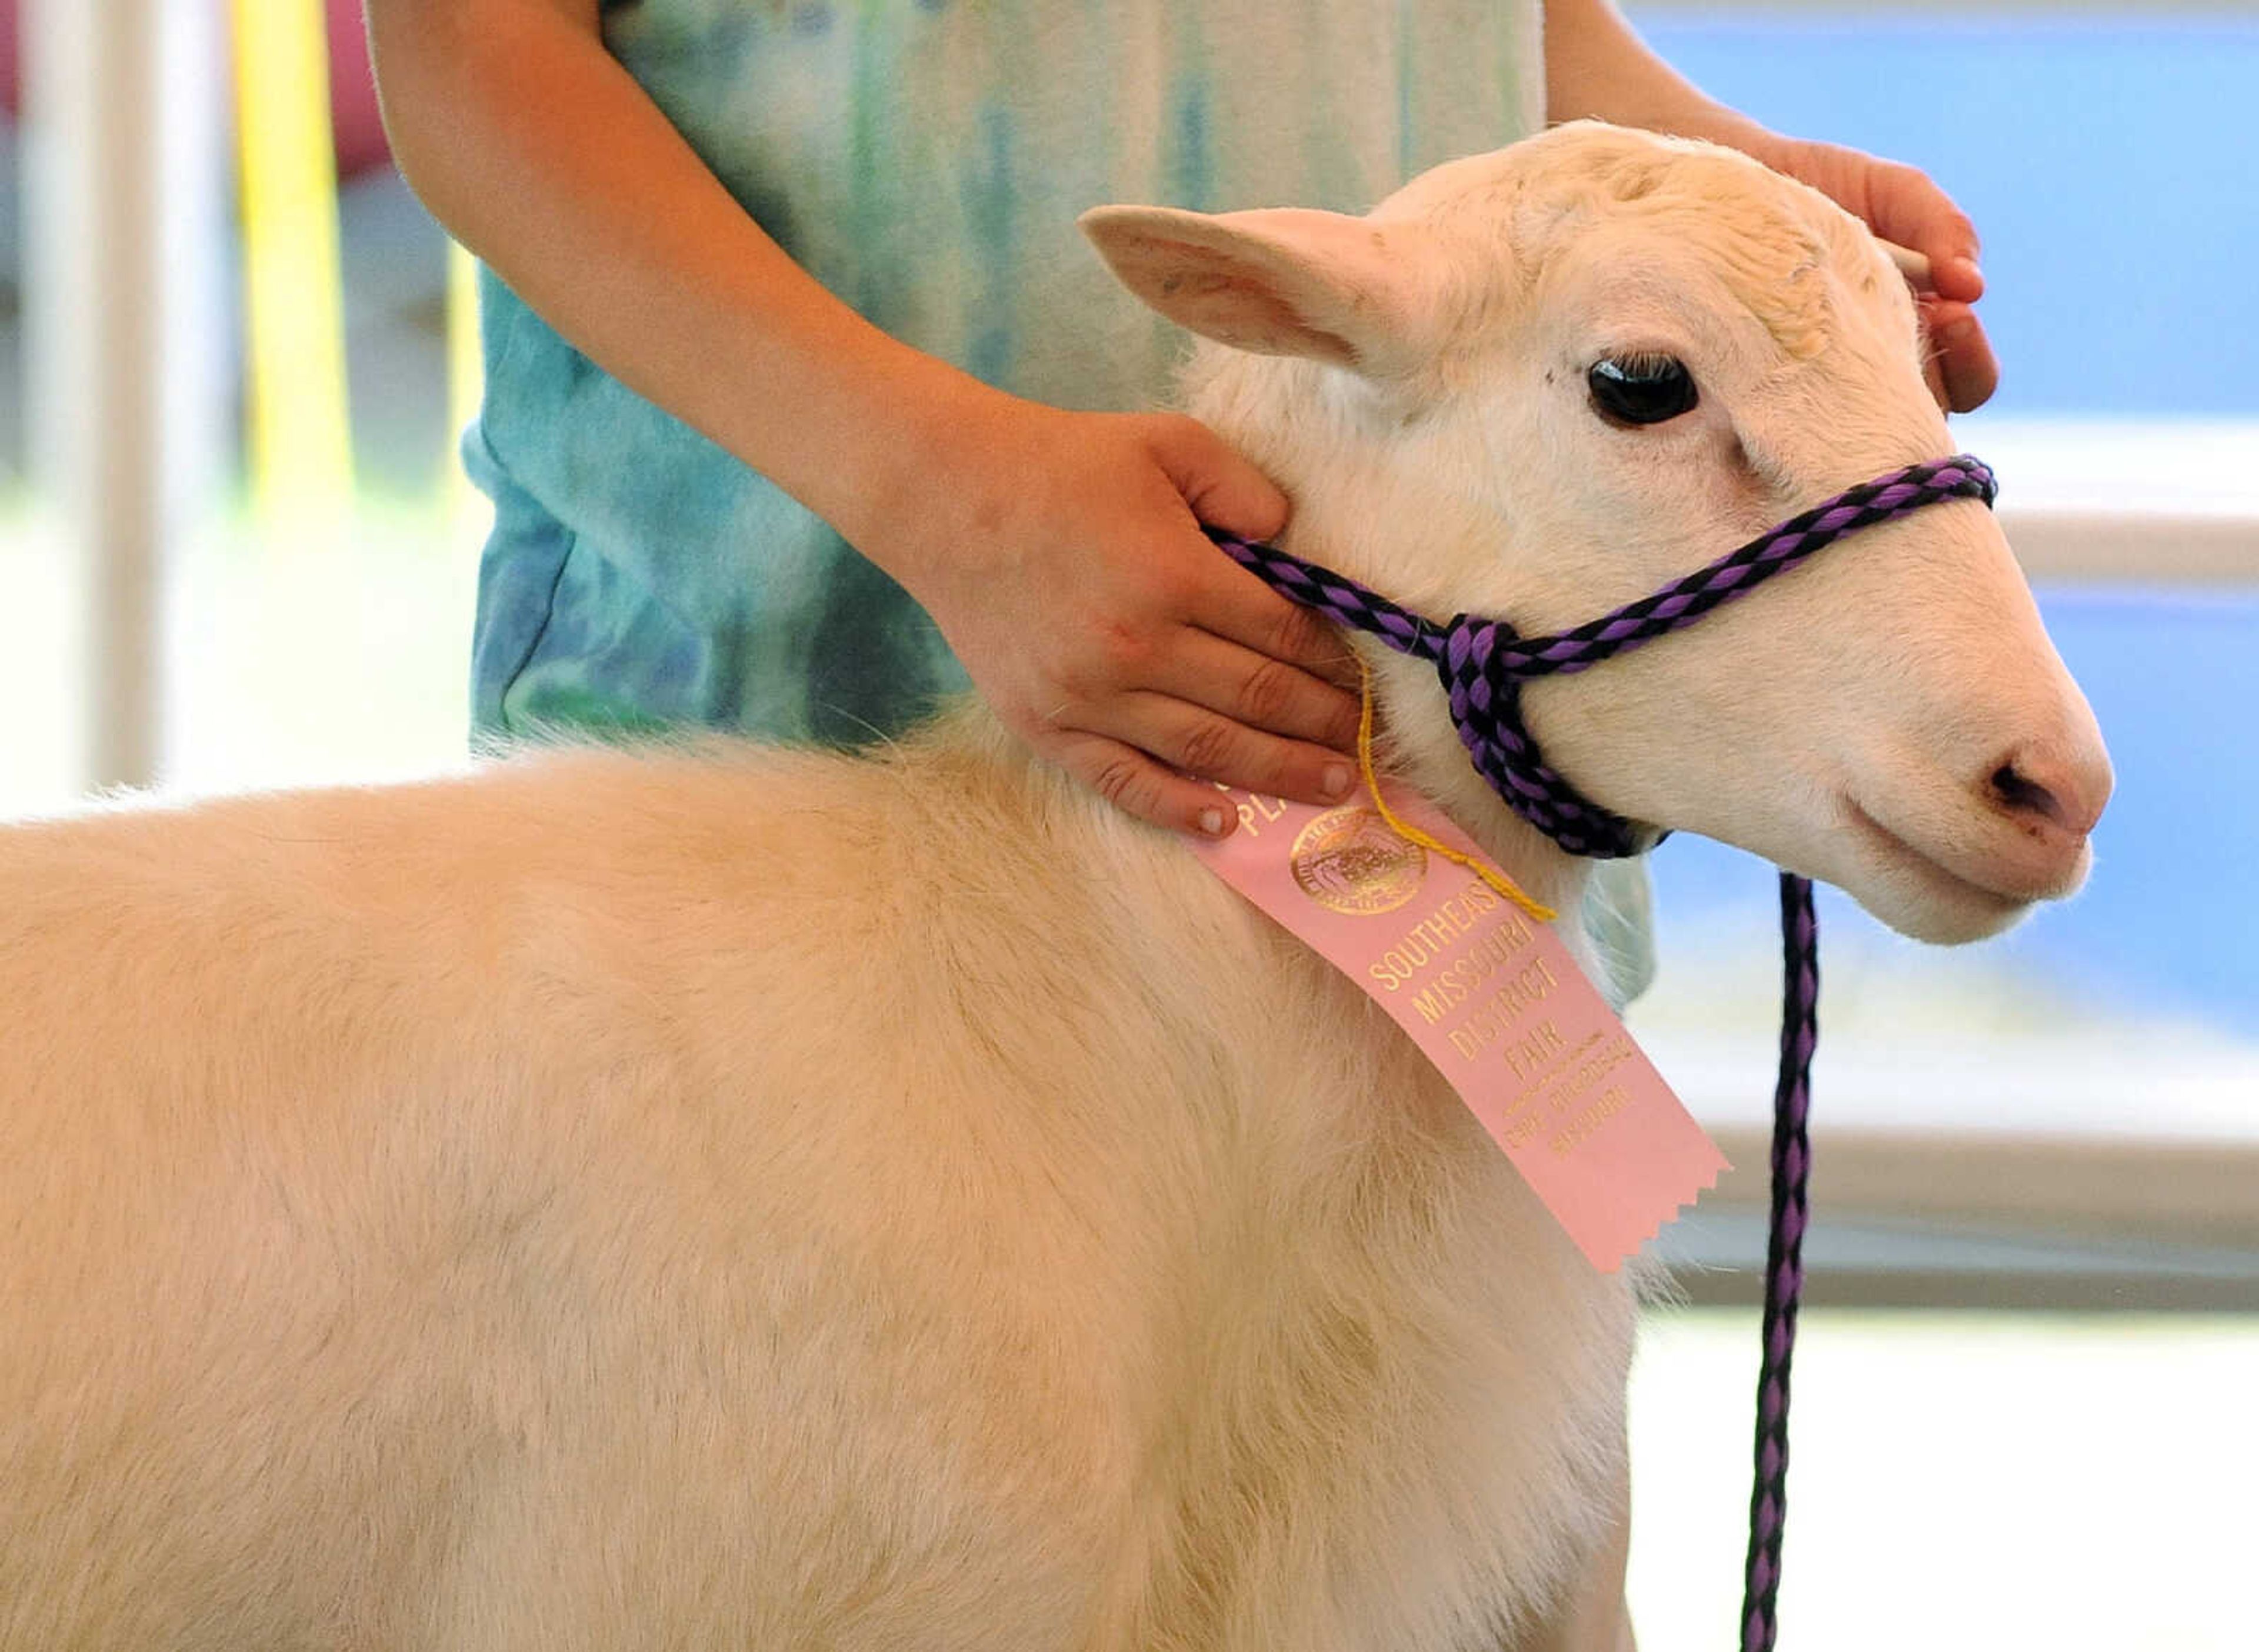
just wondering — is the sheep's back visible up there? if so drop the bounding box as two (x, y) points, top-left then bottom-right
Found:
(0, 728), (1634, 1650)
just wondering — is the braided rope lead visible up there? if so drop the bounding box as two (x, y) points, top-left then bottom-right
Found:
(1741, 872), (1818, 1652)
(1480, 456), (1996, 680)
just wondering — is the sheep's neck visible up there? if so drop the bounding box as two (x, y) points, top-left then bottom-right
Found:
(1184, 362), (1599, 957)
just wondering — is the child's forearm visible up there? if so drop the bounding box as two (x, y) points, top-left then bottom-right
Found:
(366, 0), (982, 562)
(365, 0), (1367, 837)
(1542, 0), (1766, 148)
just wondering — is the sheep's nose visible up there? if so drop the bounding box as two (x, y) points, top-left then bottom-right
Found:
(1987, 744), (2112, 840)
(1947, 734), (2112, 903)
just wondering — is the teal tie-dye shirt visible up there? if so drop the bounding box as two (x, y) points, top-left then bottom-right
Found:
(462, 0), (1656, 995)
(467, 0), (1547, 742)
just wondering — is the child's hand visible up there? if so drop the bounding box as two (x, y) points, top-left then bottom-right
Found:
(1748, 135), (2000, 414)
(865, 387), (1364, 838)
(1541, 0), (1998, 413)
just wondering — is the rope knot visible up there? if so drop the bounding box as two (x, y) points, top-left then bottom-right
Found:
(1433, 610), (1647, 859)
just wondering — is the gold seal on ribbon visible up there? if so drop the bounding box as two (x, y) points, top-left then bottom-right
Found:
(1289, 805), (1427, 915)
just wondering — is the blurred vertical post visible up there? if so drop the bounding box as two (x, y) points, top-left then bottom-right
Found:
(447, 238), (484, 518)
(23, 0), (226, 790)
(232, 0), (355, 520)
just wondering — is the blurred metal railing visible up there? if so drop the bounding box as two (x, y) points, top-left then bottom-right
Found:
(26, 0), (179, 790)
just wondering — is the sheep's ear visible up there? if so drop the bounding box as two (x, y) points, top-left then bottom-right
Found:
(1079, 205), (1442, 377)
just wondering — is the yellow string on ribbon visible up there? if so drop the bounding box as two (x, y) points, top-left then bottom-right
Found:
(1352, 655), (1557, 925)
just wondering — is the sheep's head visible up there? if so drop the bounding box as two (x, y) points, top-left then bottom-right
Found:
(1082, 121), (2111, 945)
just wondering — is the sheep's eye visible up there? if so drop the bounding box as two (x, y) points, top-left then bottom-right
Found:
(1587, 354), (1698, 426)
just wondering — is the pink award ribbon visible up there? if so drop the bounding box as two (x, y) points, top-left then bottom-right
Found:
(1192, 785), (1727, 1271)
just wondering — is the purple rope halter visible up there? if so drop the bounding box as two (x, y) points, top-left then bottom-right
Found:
(1210, 453), (1997, 1652)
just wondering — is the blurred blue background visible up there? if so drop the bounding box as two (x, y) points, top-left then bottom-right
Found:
(1631, 12), (2259, 417)
(1624, 9), (2259, 1038)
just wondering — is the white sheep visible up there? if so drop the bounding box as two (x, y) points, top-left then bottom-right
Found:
(0, 123), (2108, 1651)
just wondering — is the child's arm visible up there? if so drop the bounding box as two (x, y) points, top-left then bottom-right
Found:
(366, 0), (1361, 838)
(1544, 0), (1999, 412)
